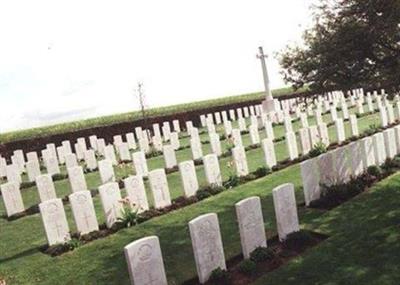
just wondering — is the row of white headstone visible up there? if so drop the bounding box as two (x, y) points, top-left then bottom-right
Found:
(0, 91), (383, 219)
(124, 183), (300, 285)
(0, 86), (385, 186)
(301, 125), (400, 206)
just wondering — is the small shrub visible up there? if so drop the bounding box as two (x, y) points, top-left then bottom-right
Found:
(208, 184), (225, 195)
(308, 142), (327, 158)
(223, 175), (240, 188)
(117, 199), (139, 228)
(365, 124), (379, 135)
(238, 259), (257, 276)
(209, 267), (231, 285)
(253, 166), (271, 178)
(66, 238), (82, 251)
(250, 246), (275, 263)
(367, 165), (382, 177)
(196, 189), (212, 200)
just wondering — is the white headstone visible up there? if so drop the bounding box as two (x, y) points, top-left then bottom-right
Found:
(286, 132), (299, 160)
(373, 132), (386, 165)
(36, 174), (57, 202)
(67, 166), (87, 193)
(126, 132), (137, 150)
(163, 145), (177, 169)
(301, 157), (321, 206)
(349, 114), (359, 137)
(133, 151), (149, 177)
(149, 169), (171, 209)
(360, 136), (376, 167)
(190, 138), (203, 160)
(1, 182), (24, 217)
(179, 160), (199, 197)
(84, 149), (97, 171)
(104, 145), (118, 165)
(232, 146), (249, 176)
(249, 125), (260, 145)
(69, 190), (99, 235)
(98, 182), (123, 228)
(231, 129), (243, 146)
(335, 118), (346, 144)
(39, 198), (70, 245)
(203, 154), (222, 186)
(261, 138), (277, 168)
(98, 159), (116, 184)
(272, 183), (300, 241)
(124, 175), (149, 212)
(65, 153), (78, 169)
(189, 213), (226, 284)
(26, 160), (41, 182)
(118, 142), (132, 162)
(124, 236), (168, 285)
(209, 133), (222, 156)
(235, 197), (267, 259)
(383, 128), (397, 159)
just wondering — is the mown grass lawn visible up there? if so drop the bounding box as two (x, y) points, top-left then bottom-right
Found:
(0, 103), (390, 285)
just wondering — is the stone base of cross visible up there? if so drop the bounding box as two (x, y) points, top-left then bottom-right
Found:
(262, 97), (280, 113)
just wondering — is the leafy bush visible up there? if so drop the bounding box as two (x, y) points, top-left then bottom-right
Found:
(238, 259), (257, 276)
(367, 165), (382, 177)
(117, 203), (139, 228)
(250, 246), (275, 263)
(209, 267), (231, 285)
(195, 189), (212, 200)
(66, 238), (82, 251)
(309, 142), (327, 157)
(223, 175), (240, 188)
(253, 166), (271, 178)
(365, 124), (379, 135)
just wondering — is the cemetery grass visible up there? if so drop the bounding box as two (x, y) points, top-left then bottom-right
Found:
(2, 165), (400, 284)
(0, 86), (306, 144)
(0, 108), (389, 284)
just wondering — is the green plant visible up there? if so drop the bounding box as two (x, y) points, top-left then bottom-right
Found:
(238, 259), (257, 276)
(367, 165), (382, 177)
(209, 267), (231, 285)
(250, 246), (275, 263)
(309, 142), (327, 157)
(65, 238), (82, 251)
(253, 166), (271, 178)
(117, 199), (139, 228)
(195, 189), (212, 200)
(223, 175), (240, 189)
(365, 123), (380, 135)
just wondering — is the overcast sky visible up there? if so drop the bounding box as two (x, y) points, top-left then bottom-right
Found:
(0, 0), (316, 132)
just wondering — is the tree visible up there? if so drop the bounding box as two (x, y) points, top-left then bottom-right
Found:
(278, 0), (400, 92)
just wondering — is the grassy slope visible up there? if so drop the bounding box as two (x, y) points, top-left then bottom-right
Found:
(0, 86), (306, 144)
(0, 103), (386, 284)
